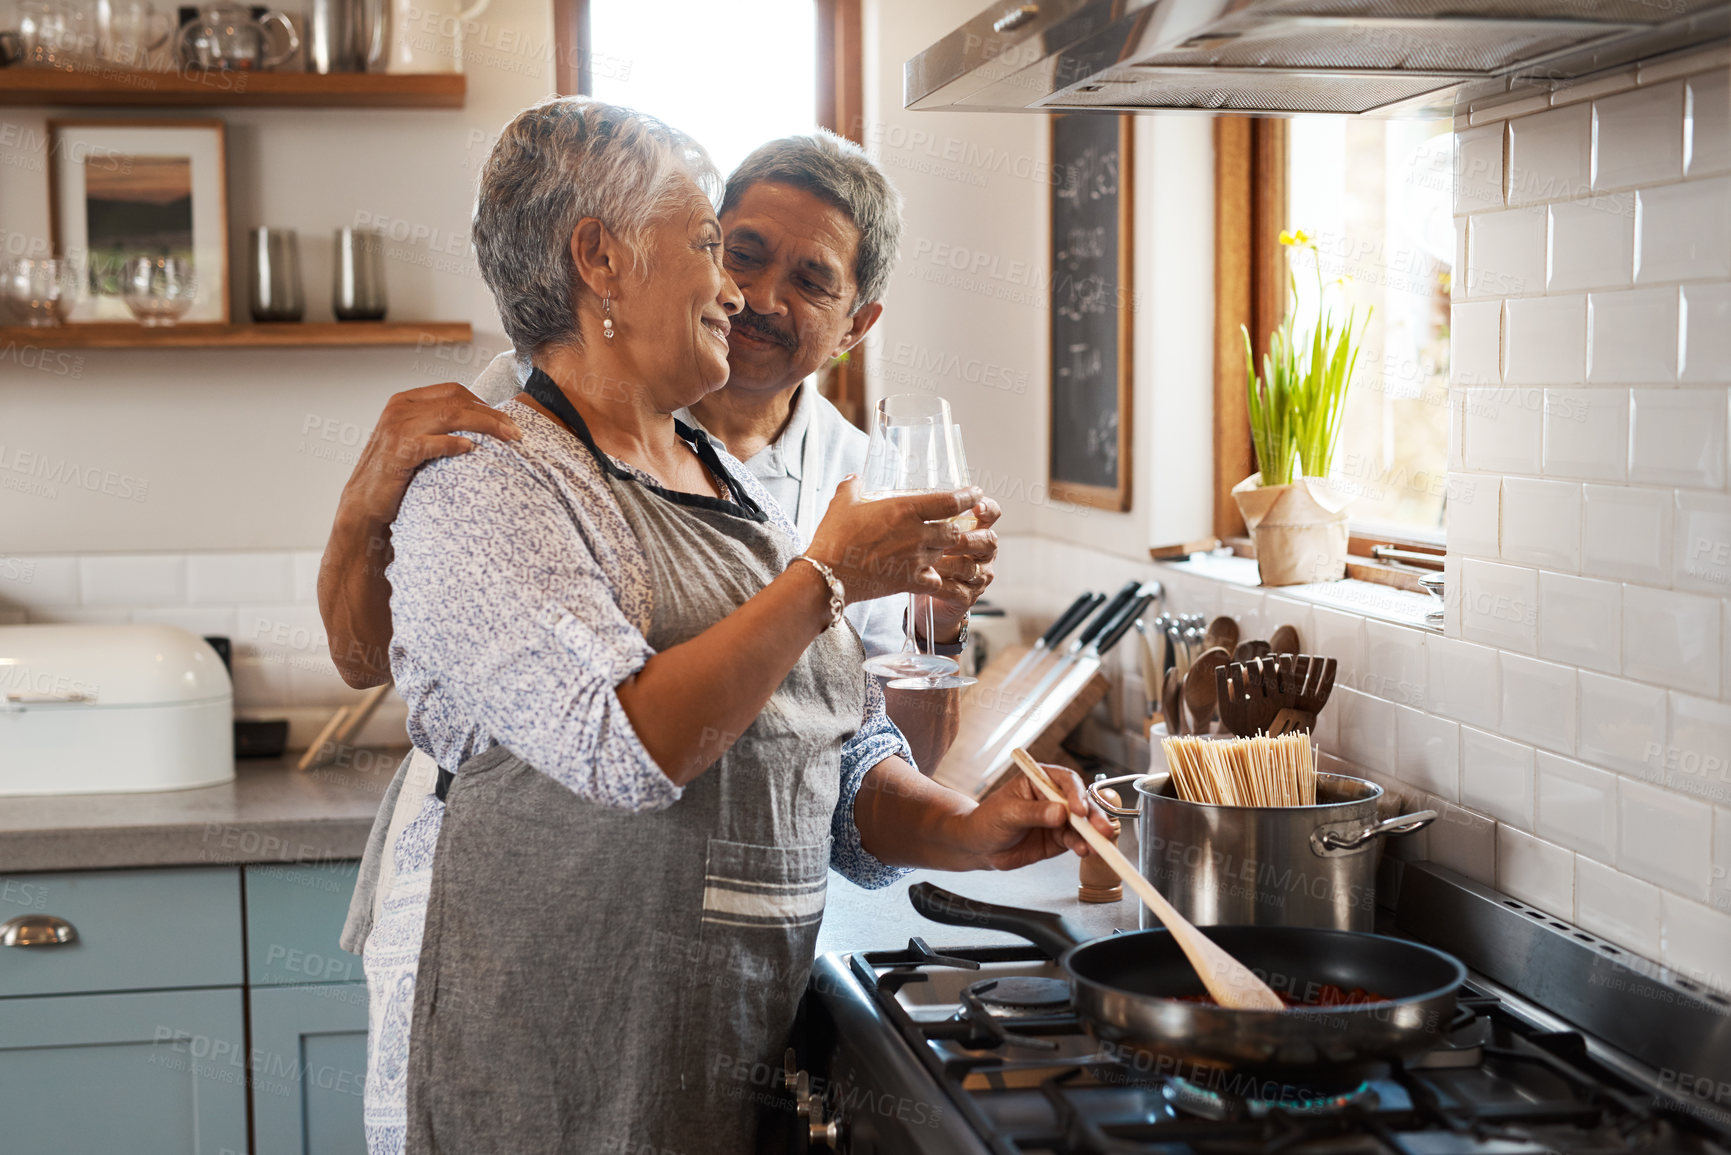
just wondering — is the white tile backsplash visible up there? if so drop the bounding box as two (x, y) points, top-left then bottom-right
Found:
(1621, 585), (1722, 694)
(1535, 751), (1619, 860)
(1539, 572), (1621, 674)
(1462, 388), (1543, 474)
(1335, 687), (1398, 773)
(1681, 283), (1731, 384)
(1619, 775), (1713, 898)
(1628, 388), (1728, 490)
(1507, 102), (1592, 206)
(1501, 652), (1578, 753)
(1575, 855), (1663, 954)
(0, 556), (79, 610)
(1497, 825), (1576, 911)
(186, 552), (296, 605)
(1674, 491), (1731, 595)
(1424, 797), (1497, 884)
(1578, 670), (1668, 775)
(1454, 121), (1506, 215)
(1469, 207), (1547, 298)
(1548, 196), (1635, 292)
(1452, 301), (1504, 387)
(1543, 389), (1630, 483)
(1446, 471), (1501, 556)
(1592, 80), (1685, 192)
(1398, 706), (1461, 800)
(1363, 618), (1427, 706)
(1587, 287), (1680, 384)
(1685, 69), (1731, 178)
(78, 555), (186, 607)
(1636, 176), (1731, 284)
(1582, 484), (1673, 586)
(1504, 296), (1588, 385)
(1666, 692), (1731, 804)
(1500, 477), (1581, 571)
(1461, 725), (1536, 828)
(1461, 558), (1540, 652)
(1428, 635), (1502, 729)
(1661, 892), (1731, 989)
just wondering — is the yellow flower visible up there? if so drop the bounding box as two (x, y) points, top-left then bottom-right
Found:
(1279, 228), (1312, 247)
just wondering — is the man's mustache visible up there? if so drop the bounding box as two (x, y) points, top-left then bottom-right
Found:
(730, 309), (796, 349)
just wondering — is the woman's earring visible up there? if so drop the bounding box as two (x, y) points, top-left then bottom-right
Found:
(602, 293), (615, 341)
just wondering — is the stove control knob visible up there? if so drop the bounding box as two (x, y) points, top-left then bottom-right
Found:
(783, 1048), (800, 1093)
(794, 1071), (814, 1118)
(808, 1117), (841, 1148)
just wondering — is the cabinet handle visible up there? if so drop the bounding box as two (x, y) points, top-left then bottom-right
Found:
(1, 914), (78, 946)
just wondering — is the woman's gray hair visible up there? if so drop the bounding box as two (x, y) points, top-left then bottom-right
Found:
(720, 131), (902, 314)
(472, 97), (721, 357)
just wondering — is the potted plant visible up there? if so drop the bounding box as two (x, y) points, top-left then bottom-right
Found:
(1232, 229), (1370, 586)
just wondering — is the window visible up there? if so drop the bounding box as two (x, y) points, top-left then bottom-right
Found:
(581, 0), (818, 178)
(564, 0), (867, 422)
(1287, 118), (1454, 541)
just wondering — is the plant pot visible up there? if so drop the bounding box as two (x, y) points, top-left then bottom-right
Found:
(1231, 473), (1352, 586)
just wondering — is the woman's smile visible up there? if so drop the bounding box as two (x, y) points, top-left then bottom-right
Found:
(701, 313), (731, 348)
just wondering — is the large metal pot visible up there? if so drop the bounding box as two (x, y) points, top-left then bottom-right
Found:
(1088, 771), (1434, 932)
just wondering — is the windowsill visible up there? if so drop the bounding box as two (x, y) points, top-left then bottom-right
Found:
(1159, 553), (1441, 632)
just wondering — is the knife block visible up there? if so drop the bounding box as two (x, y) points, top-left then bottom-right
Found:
(931, 643), (1114, 799)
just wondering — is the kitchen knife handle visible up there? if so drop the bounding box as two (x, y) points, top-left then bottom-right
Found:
(1074, 580), (1142, 648)
(1039, 591), (1103, 648)
(1094, 592), (1159, 656)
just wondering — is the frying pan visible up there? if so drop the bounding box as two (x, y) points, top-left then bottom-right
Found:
(910, 884), (1466, 1085)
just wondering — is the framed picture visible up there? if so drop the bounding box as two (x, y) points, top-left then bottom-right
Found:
(48, 118), (229, 324)
(1048, 113), (1133, 512)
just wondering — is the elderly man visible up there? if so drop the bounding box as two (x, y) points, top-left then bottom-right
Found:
(326, 132), (1000, 949)
(319, 131), (997, 768)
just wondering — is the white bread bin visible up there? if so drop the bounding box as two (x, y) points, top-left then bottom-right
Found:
(0, 624), (234, 795)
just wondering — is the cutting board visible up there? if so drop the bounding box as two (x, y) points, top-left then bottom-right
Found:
(931, 643), (1112, 798)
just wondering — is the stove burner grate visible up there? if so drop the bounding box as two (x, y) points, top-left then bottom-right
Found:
(963, 976), (1073, 1011)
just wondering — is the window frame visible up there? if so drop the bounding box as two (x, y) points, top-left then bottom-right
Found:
(1211, 116), (1446, 593)
(561, 0), (868, 427)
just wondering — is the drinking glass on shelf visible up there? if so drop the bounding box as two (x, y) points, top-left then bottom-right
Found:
(121, 255), (196, 326)
(2, 257), (78, 327)
(858, 393), (978, 689)
(96, 0), (172, 66)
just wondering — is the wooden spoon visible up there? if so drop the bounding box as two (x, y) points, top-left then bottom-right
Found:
(1011, 749), (1284, 1011)
(1269, 623), (1302, 655)
(1161, 666), (1186, 735)
(1204, 615), (1240, 655)
(1183, 646), (1231, 735)
(1233, 639), (1271, 663)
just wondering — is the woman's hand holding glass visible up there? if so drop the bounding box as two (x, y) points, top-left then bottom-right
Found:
(803, 478), (985, 605)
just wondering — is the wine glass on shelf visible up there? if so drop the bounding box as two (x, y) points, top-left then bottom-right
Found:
(858, 393), (978, 690)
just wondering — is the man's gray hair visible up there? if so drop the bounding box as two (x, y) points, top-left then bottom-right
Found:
(720, 131), (902, 313)
(472, 97), (721, 357)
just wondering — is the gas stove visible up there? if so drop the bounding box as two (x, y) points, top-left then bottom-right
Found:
(791, 863), (1731, 1154)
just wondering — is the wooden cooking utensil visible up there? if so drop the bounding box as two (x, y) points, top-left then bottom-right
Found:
(1183, 646), (1230, 735)
(1161, 666), (1186, 735)
(1269, 623), (1302, 655)
(1215, 662), (1254, 737)
(1010, 749), (1284, 1011)
(1233, 639), (1271, 663)
(1203, 615), (1240, 656)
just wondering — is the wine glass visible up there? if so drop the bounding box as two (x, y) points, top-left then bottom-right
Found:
(121, 255), (196, 326)
(889, 417), (979, 691)
(859, 394), (977, 689)
(2, 257), (78, 327)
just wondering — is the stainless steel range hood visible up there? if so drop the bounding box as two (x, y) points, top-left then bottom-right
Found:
(905, 0), (1731, 117)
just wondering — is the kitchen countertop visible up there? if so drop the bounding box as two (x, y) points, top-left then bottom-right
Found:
(818, 822), (1143, 954)
(0, 749), (405, 873)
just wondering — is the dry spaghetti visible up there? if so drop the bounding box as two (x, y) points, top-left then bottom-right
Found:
(1161, 733), (1317, 807)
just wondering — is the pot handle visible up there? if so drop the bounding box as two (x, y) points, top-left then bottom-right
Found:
(1311, 809), (1437, 855)
(1086, 773), (1144, 819)
(908, 883), (1086, 960)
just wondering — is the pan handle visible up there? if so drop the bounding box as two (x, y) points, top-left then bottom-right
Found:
(1086, 773), (1144, 819)
(1311, 809), (1438, 855)
(907, 883), (1087, 960)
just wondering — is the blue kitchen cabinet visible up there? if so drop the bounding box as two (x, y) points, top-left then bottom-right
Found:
(250, 983), (370, 1155)
(243, 862), (364, 986)
(0, 987), (249, 1154)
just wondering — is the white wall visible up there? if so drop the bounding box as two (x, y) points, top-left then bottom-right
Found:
(0, 0), (553, 555)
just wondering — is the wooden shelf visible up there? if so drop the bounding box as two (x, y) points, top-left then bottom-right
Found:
(0, 321), (473, 348)
(0, 70), (466, 108)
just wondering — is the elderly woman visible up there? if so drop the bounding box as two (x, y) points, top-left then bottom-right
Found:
(364, 97), (1108, 1154)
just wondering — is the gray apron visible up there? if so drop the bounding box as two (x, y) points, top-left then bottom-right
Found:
(404, 370), (865, 1153)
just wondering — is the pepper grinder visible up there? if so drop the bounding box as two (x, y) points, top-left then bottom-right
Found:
(1077, 784), (1124, 903)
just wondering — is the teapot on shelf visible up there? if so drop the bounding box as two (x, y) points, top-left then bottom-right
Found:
(175, 1), (299, 70)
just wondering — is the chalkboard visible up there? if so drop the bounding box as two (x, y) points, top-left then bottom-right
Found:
(1049, 113), (1133, 511)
